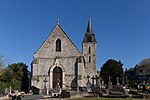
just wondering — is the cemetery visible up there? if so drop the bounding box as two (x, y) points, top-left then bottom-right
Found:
(0, 1), (150, 99)
(33, 75), (150, 99)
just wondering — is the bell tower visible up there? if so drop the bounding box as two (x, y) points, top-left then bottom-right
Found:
(82, 18), (97, 77)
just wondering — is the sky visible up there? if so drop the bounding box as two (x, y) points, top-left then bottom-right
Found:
(0, 0), (150, 71)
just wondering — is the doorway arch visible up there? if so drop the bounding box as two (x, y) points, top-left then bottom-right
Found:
(53, 67), (62, 88)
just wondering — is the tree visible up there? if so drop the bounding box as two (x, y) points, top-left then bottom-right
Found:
(0, 55), (7, 94)
(0, 63), (30, 93)
(21, 63), (30, 93)
(100, 59), (123, 85)
(0, 55), (5, 74)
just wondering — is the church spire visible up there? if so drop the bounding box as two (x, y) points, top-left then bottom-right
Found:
(86, 17), (93, 34)
(82, 18), (97, 43)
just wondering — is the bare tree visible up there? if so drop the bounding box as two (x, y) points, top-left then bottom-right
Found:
(0, 55), (9, 74)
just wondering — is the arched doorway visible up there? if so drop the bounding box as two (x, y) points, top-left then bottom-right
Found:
(53, 67), (62, 88)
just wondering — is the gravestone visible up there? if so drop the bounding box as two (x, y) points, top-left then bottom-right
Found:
(123, 86), (129, 96)
(108, 76), (112, 90)
(99, 76), (102, 94)
(42, 78), (48, 95)
(116, 77), (120, 85)
(60, 90), (70, 98)
(92, 75), (100, 94)
(4, 88), (9, 95)
(86, 80), (92, 92)
(95, 75), (100, 87)
(32, 86), (40, 94)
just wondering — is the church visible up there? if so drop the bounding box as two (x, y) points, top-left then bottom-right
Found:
(31, 18), (97, 94)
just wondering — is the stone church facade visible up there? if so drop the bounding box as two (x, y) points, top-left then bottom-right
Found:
(31, 19), (97, 93)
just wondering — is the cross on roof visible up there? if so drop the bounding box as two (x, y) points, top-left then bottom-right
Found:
(57, 19), (60, 25)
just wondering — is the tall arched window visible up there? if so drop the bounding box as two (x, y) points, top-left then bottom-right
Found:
(56, 39), (61, 52)
(87, 36), (92, 42)
(89, 56), (91, 63)
(89, 46), (91, 54)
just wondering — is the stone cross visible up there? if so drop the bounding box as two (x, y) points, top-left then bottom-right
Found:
(57, 19), (60, 25)
(91, 76), (95, 84)
(87, 75), (90, 80)
(43, 78), (49, 95)
(9, 86), (11, 94)
(43, 78), (48, 88)
(95, 75), (99, 87)
(122, 74), (124, 85)
(116, 77), (120, 85)
(108, 75), (112, 90)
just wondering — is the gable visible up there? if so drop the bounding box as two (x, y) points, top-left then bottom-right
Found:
(34, 24), (81, 58)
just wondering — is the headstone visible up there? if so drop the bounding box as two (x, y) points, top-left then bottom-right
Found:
(95, 75), (99, 87)
(91, 76), (95, 86)
(123, 86), (129, 96)
(86, 80), (92, 92)
(32, 86), (40, 94)
(9, 86), (11, 94)
(43, 78), (48, 88)
(43, 78), (48, 95)
(122, 74), (124, 85)
(108, 76), (112, 90)
(60, 90), (70, 98)
(99, 76), (102, 93)
(4, 88), (9, 95)
(91, 76), (95, 91)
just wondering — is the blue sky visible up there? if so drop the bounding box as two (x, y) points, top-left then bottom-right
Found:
(0, 0), (150, 71)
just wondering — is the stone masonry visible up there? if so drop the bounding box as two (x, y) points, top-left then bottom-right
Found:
(31, 19), (97, 94)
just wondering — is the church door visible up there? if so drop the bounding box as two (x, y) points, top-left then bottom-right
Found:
(53, 67), (62, 88)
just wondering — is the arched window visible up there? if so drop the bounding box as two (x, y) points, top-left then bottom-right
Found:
(56, 39), (61, 52)
(87, 36), (92, 42)
(89, 47), (91, 54)
(89, 56), (91, 63)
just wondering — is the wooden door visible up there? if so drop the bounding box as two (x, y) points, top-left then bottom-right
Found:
(53, 67), (62, 88)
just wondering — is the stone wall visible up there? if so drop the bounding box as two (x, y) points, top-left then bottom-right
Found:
(31, 24), (84, 91)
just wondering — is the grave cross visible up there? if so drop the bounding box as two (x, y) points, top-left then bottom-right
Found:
(43, 78), (48, 88)
(95, 75), (99, 87)
(108, 75), (111, 83)
(116, 77), (120, 85)
(108, 75), (112, 90)
(91, 76), (97, 87)
(87, 75), (90, 80)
